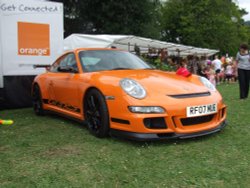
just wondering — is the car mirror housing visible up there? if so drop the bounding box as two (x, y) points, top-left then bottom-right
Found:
(58, 66), (78, 73)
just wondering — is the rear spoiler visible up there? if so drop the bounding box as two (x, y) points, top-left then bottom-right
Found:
(33, 64), (51, 69)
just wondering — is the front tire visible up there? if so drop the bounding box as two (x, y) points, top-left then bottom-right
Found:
(84, 89), (110, 138)
(32, 84), (45, 116)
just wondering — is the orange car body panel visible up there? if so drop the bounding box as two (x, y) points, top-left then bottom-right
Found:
(33, 48), (226, 138)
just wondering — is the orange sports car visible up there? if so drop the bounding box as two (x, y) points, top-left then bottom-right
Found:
(32, 48), (227, 141)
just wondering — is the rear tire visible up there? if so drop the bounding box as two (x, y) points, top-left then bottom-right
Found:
(32, 84), (45, 116)
(84, 89), (110, 138)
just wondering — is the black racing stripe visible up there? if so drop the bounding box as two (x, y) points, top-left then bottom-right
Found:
(43, 99), (81, 113)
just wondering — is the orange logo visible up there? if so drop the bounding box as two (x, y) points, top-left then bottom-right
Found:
(18, 22), (50, 56)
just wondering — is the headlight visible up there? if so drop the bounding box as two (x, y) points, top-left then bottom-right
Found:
(120, 78), (146, 99)
(129, 106), (165, 113)
(199, 76), (216, 92)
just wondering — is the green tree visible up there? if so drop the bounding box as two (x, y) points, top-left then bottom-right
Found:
(161, 0), (250, 55)
(50, 0), (161, 38)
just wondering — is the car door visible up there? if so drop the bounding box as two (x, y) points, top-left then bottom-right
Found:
(48, 53), (81, 114)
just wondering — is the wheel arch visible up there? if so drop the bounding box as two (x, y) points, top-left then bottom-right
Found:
(82, 86), (105, 102)
(82, 87), (105, 112)
(32, 82), (45, 115)
(82, 86), (110, 138)
(32, 82), (40, 95)
(32, 76), (51, 100)
(32, 82), (45, 99)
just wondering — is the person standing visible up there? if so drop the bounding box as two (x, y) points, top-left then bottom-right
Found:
(225, 62), (233, 83)
(187, 55), (198, 75)
(212, 55), (222, 85)
(236, 43), (250, 99)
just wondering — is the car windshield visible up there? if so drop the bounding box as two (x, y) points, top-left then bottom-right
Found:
(79, 50), (152, 72)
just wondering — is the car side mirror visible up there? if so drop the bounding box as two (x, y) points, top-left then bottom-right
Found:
(71, 68), (79, 73)
(58, 66), (78, 73)
(58, 66), (70, 72)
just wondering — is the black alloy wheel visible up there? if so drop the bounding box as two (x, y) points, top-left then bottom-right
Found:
(32, 84), (45, 115)
(84, 89), (110, 138)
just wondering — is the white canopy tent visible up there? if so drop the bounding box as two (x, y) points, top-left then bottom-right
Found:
(63, 34), (219, 57)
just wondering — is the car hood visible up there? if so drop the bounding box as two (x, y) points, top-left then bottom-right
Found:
(87, 69), (209, 95)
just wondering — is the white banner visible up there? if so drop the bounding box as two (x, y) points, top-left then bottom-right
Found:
(0, 0), (63, 15)
(0, 0), (63, 88)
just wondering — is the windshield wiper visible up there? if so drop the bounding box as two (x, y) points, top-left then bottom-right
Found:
(110, 67), (154, 71)
(142, 67), (155, 70)
(111, 67), (132, 70)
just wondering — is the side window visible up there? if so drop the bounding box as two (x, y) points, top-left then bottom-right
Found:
(50, 53), (78, 73)
(59, 56), (68, 67)
(50, 59), (61, 73)
(65, 54), (78, 70)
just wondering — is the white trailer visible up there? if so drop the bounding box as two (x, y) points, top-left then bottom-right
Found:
(0, 0), (63, 108)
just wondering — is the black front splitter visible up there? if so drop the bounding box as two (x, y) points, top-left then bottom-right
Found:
(110, 121), (227, 141)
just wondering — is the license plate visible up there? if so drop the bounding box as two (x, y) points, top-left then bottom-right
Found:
(186, 104), (217, 117)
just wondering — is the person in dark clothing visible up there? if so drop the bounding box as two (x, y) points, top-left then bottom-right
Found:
(236, 43), (250, 99)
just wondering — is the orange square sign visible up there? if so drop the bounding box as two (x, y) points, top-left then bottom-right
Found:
(18, 22), (50, 56)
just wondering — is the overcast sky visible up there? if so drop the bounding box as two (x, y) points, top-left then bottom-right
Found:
(238, 0), (250, 21)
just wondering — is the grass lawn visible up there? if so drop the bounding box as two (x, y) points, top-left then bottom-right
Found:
(0, 83), (250, 187)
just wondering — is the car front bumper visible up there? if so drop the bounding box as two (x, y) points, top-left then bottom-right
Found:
(110, 120), (227, 141)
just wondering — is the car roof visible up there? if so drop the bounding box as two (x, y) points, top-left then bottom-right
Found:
(70, 48), (124, 54)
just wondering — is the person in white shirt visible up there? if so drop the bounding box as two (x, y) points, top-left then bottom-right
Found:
(212, 55), (222, 85)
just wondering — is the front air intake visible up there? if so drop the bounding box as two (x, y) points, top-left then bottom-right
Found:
(143, 117), (167, 129)
(181, 114), (214, 126)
